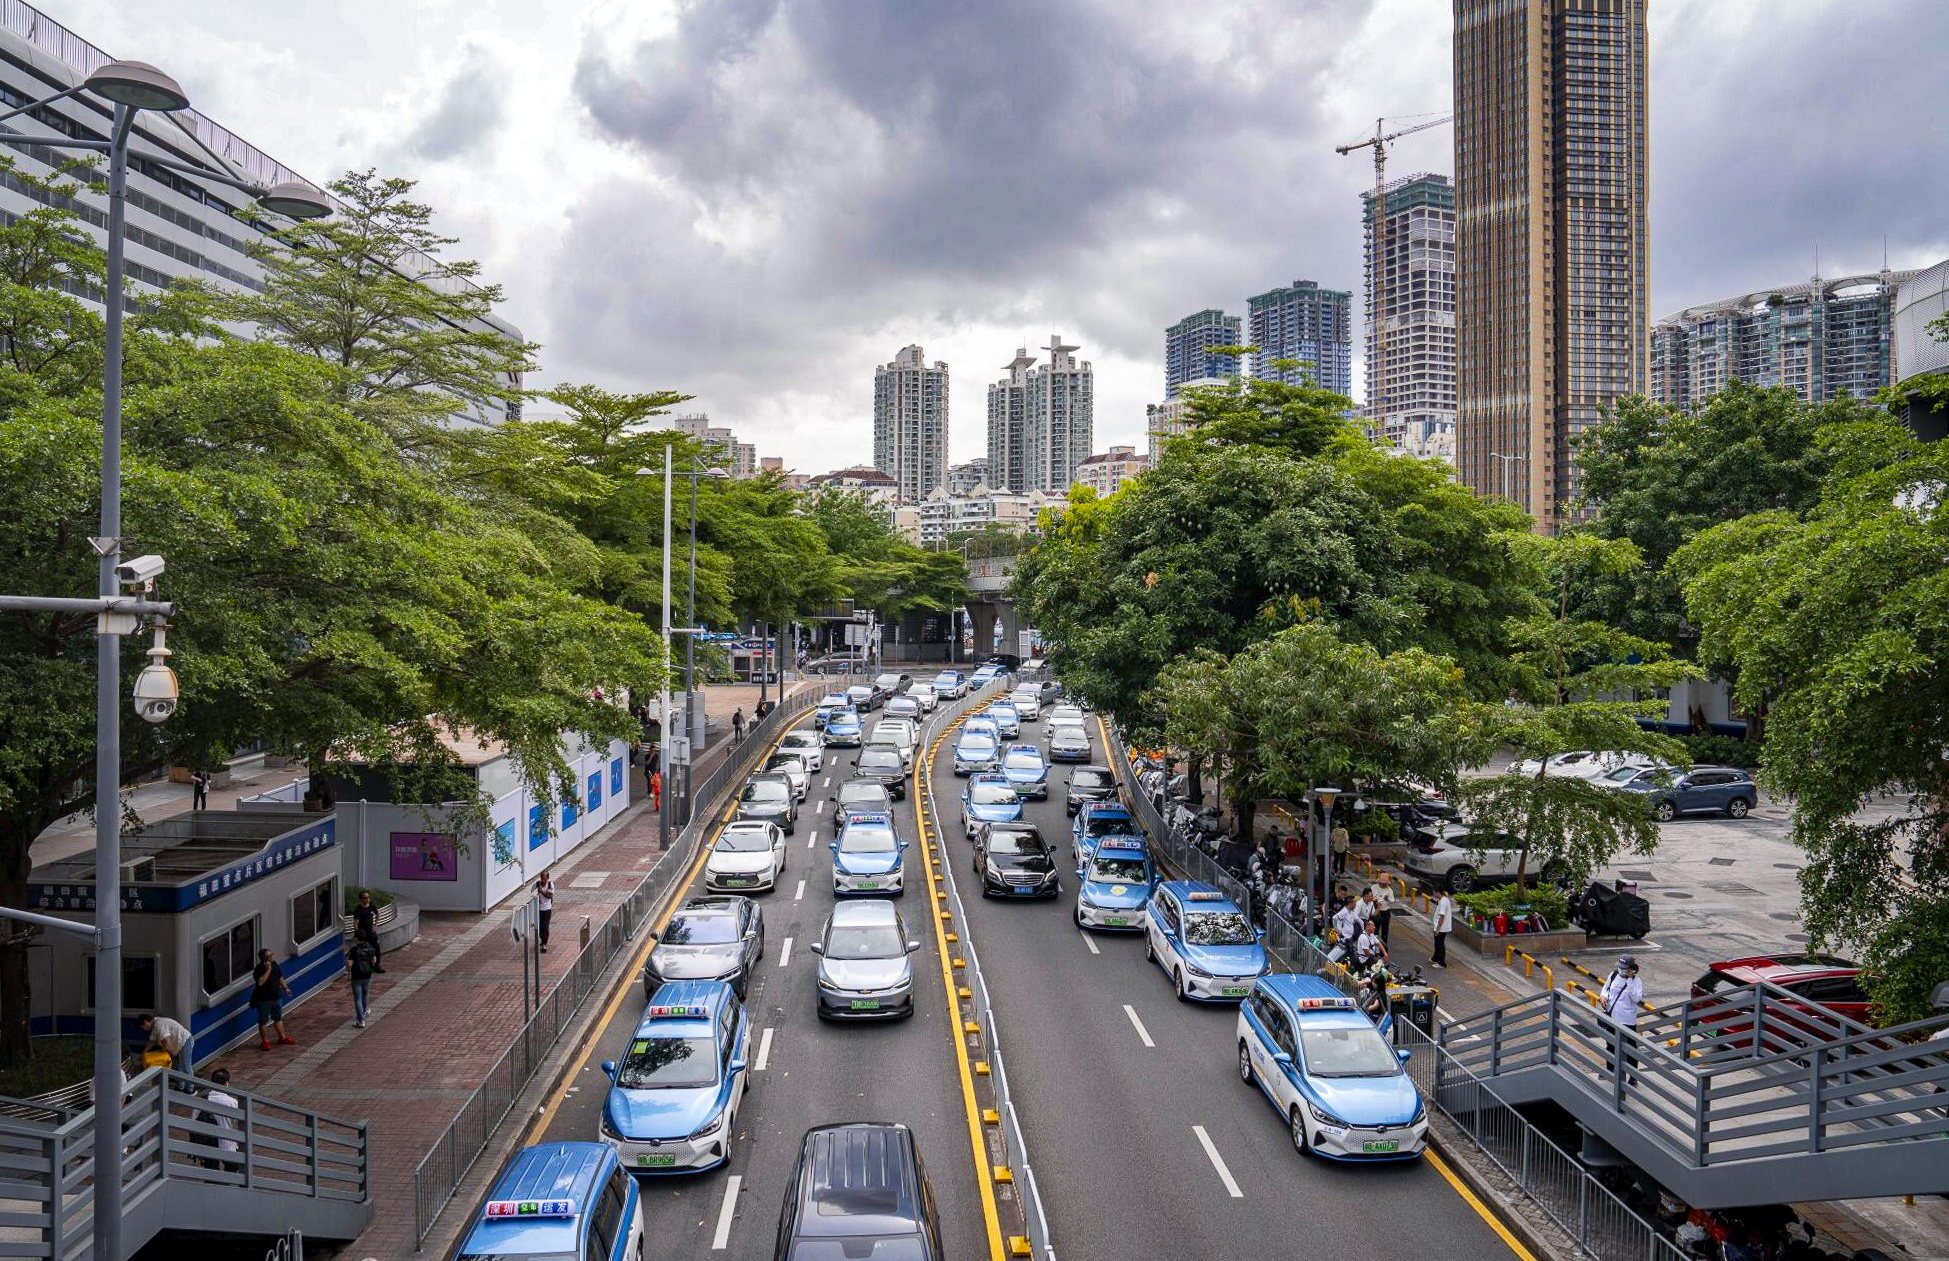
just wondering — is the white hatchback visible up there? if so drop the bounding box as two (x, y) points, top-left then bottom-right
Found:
(705, 821), (787, 894)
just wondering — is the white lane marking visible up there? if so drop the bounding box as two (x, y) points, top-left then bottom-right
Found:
(816, 799), (827, 814)
(822, 775), (831, 786)
(1079, 932), (1100, 955)
(806, 831), (816, 849)
(778, 937), (794, 967)
(755, 1027), (774, 1071)
(1122, 1004), (1155, 1048)
(794, 879), (806, 901)
(710, 1174), (742, 1249)
(1193, 1125), (1244, 1198)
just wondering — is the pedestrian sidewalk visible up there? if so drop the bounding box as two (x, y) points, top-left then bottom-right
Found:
(196, 681), (813, 1259)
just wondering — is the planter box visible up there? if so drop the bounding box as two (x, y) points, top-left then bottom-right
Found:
(1452, 920), (1587, 957)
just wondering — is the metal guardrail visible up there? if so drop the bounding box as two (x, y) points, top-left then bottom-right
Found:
(409, 691), (818, 1248)
(0, 1065), (367, 1261)
(1106, 729), (1681, 1261)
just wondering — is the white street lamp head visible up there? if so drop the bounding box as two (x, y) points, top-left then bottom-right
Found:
(132, 625), (178, 724)
(85, 60), (191, 112)
(255, 181), (333, 221)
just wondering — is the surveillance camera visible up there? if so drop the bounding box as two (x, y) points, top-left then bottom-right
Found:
(131, 625), (179, 725)
(115, 554), (166, 587)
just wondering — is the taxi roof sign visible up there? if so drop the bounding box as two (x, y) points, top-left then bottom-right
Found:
(1098, 837), (1147, 852)
(843, 811), (894, 826)
(646, 1003), (708, 1019)
(1296, 996), (1357, 1010)
(485, 1198), (576, 1219)
(1185, 890), (1229, 902)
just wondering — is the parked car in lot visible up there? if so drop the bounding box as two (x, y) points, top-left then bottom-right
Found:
(1402, 823), (1569, 893)
(1604, 764), (1757, 820)
(1509, 749), (1655, 781)
(1690, 954), (1875, 1041)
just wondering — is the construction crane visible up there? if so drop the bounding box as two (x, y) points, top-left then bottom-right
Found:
(1337, 115), (1450, 436)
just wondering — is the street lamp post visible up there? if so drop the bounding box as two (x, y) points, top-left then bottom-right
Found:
(0, 60), (330, 1261)
(1306, 786), (1343, 932)
(682, 460), (726, 825)
(1490, 452), (1523, 505)
(642, 452), (725, 845)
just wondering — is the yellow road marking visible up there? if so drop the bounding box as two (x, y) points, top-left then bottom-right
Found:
(1425, 1148), (1537, 1260)
(522, 723), (792, 1144)
(915, 705), (1008, 1261)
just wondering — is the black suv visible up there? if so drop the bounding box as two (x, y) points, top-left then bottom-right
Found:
(773, 1123), (942, 1261)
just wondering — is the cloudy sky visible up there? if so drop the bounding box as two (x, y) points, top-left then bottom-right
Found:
(63, 0), (1949, 472)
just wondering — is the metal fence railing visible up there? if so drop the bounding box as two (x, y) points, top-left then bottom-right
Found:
(1105, 727), (1681, 1261)
(410, 691), (818, 1248)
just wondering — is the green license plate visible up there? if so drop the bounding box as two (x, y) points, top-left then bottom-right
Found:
(856, 881), (879, 889)
(637, 1154), (677, 1167)
(1362, 1140), (1400, 1154)
(1103, 916), (1128, 927)
(850, 999), (881, 1011)
(1221, 986), (1251, 997)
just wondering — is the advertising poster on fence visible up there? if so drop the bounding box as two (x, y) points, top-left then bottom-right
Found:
(391, 831), (458, 881)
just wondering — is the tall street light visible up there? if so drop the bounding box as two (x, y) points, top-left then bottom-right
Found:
(681, 457), (727, 825)
(1306, 785), (1343, 931)
(640, 451), (721, 847)
(0, 59), (330, 1261)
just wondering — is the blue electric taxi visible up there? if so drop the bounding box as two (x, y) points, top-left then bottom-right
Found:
(1237, 974), (1427, 1161)
(1073, 802), (1139, 863)
(823, 708), (864, 748)
(962, 714), (1001, 744)
(599, 981), (749, 1174)
(983, 702), (1022, 739)
(830, 812), (908, 896)
(999, 743), (1049, 800)
(455, 1142), (645, 1261)
(960, 773), (1023, 839)
(1073, 836), (1155, 931)
(952, 730), (1001, 776)
(1143, 881), (1269, 1002)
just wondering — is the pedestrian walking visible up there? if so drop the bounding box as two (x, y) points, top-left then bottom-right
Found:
(251, 949), (296, 1051)
(352, 888), (386, 973)
(138, 1013), (194, 1073)
(190, 769), (210, 811)
(732, 708), (747, 743)
(1373, 880), (1397, 944)
(345, 934), (379, 1027)
(536, 870), (554, 954)
(1331, 823), (1351, 874)
(649, 768), (663, 811)
(1600, 954), (1645, 1084)
(1432, 891), (1454, 967)
(197, 1067), (241, 1171)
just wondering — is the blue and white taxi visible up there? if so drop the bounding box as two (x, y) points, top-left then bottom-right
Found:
(1073, 836), (1155, 931)
(599, 981), (749, 1174)
(960, 773), (1023, 839)
(983, 702), (1022, 739)
(455, 1141), (644, 1261)
(999, 743), (1049, 799)
(1143, 881), (1269, 1002)
(1237, 974), (1427, 1161)
(823, 708), (864, 748)
(1073, 802), (1139, 865)
(829, 812), (908, 896)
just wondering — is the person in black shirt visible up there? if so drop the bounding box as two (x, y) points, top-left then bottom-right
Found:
(352, 889), (386, 973)
(252, 949), (296, 1051)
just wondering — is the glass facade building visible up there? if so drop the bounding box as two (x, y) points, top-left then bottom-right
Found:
(1245, 280), (1353, 395)
(1453, 0), (1648, 530)
(1362, 173), (1457, 462)
(873, 344), (950, 503)
(1163, 309), (1242, 397)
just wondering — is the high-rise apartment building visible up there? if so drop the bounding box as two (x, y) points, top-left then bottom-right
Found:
(1362, 174), (1458, 463)
(1145, 375), (1227, 463)
(1246, 280), (1353, 395)
(1650, 269), (1920, 412)
(986, 348), (1036, 493)
(947, 457), (990, 495)
(1453, 0), (1649, 530)
(873, 344), (949, 503)
(1164, 309), (1242, 397)
(1023, 335), (1095, 492)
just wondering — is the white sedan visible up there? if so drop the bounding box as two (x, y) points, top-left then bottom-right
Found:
(1508, 749), (1654, 781)
(777, 729), (825, 773)
(705, 821), (787, 894)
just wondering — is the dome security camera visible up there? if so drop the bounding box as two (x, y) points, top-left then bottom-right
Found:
(132, 625), (179, 725)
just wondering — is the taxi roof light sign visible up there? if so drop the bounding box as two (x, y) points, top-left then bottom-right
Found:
(646, 1003), (708, 1019)
(1098, 837), (1147, 852)
(1185, 890), (1229, 902)
(1297, 996), (1357, 1010)
(845, 811), (894, 826)
(485, 1198), (576, 1219)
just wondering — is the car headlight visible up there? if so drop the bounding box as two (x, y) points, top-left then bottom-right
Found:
(1410, 1099), (1426, 1125)
(1078, 893), (1101, 909)
(1308, 1101), (1347, 1128)
(600, 1111), (624, 1139)
(1186, 963), (1213, 979)
(688, 1112), (724, 1141)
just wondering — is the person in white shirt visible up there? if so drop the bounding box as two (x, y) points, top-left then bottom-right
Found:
(138, 1014), (193, 1073)
(200, 1067), (241, 1170)
(1432, 892), (1455, 968)
(1600, 955), (1646, 1085)
(1354, 921), (1387, 971)
(1372, 882), (1397, 944)
(1331, 898), (1361, 944)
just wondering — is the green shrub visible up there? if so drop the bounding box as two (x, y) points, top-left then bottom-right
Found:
(1677, 732), (1763, 769)
(1456, 884), (1569, 931)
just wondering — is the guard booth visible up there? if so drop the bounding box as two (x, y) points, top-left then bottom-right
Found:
(26, 812), (345, 1071)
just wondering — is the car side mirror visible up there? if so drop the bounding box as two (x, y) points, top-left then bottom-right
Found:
(906, 940), (922, 953)
(744, 929), (757, 940)
(1256, 927), (1267, 940)
(646, 930), (659, 942)
(601, 1060), (617, 1078)
(1397, 1047), (1413, 1066)
(1272, 1052), (1293, 1068)
(828, 842), (839, 852)
(899, 841), (910, 850)
(809, 942), (824, 955)
(729, 1056), (746, 1074)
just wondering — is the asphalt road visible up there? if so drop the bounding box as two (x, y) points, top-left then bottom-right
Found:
(533, 697), (989, 1261)
(928, 712), (1527, 1261)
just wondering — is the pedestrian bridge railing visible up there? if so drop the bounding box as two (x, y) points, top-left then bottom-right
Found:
(0, 1066), (370, 1260)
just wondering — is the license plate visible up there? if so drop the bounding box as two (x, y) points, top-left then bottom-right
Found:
(855, 881), (879, 890)
(1103, 916), (1128, 927)
(637, 1154), (677, 1167)
(1013, 885), (1035, 895)
(1362, 1140), (1400, 1154)
(1221, 985), (1251, 997)
(722, 877), (752, 887)
(850, 999), (881, 1011)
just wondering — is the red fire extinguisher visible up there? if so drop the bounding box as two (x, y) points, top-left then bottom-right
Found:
(1493, 910), (1509, 935)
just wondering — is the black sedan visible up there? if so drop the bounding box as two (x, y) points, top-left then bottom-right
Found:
(973, 822), (1061, 899)
(736, 774), (799, 834)
(850, 746), (909, 801)
(643, 896), (764, 999)
(1064, 764), (1119, 816)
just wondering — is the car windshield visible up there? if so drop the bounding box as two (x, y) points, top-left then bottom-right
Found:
(824, 923), (904, 960)
(741, 780), (789, 804)
(1004, 750), (1043, 771)
(718, 828), (773, 853)
(820, 696), (847, 708)
(1084, 814), (1133, 838)
(971, 782), (1018, 805)
(1605, 765), (1649, 784)
(1089, 857), (1149, 882)
(663, 914), (739, 945)
(860, 751), (901, 773)
(1072, 769), (1111, 790)
(1299, 1025), (1402, 1078)
(767, 757), (801, 774)
(959, 736), (997, 755)
(1054, 728), (1087, 745)
(783, 733), (818, 748)
(987, 831), (1047, 857)
(1184, 910), (1254, 945)
(840, 827), (896, 854)
(837, 785), (889, 809)
(829, 713), (858, 728)
(615, 1033), (717, 1089)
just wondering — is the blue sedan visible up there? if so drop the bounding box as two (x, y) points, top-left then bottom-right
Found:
(1236, 974), (1426, 1160)
(960, 774), (1023, 839)
(1074, 836), (1154, 931)
(830, 813), (908, 896)
(600, 981), (749, 1173)
(823, 709), (864, 747)
(1000, 743), (1049, 800)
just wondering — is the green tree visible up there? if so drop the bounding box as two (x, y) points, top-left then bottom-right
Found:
(1673, 424), (1949, 1021)
(805, 488), (966, 618)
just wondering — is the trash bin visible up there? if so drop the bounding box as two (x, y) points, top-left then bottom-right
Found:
(1387, 984), (1439, 1042)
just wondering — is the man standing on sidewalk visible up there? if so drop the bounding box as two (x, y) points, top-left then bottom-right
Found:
(353, 889), (386, 973)
(733, 708), (746, 743)
(536, 870), (554, 954)
(190, 769), (210, 811)
(1432, 891), (1454, 968)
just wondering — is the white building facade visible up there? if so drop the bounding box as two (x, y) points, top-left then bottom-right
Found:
(1074, 446), (1148, 497)
(1362, 173), (1457, 464)
(873, 344), (949, 503)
